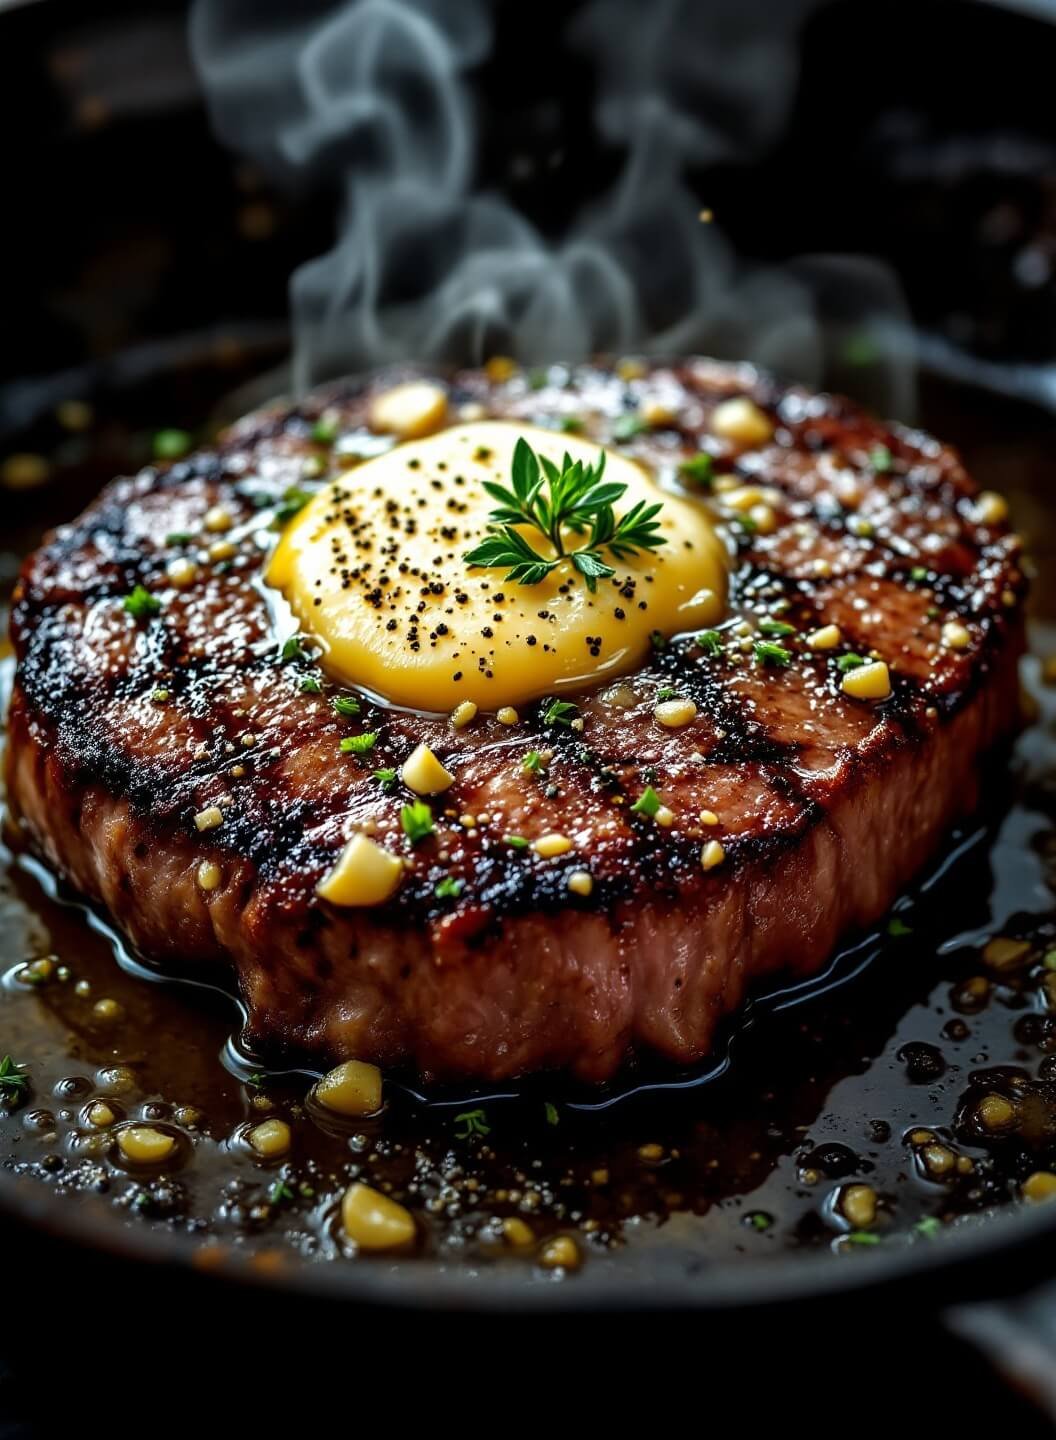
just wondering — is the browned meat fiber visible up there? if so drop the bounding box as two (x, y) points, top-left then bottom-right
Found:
(5, 360), (1026, 1082)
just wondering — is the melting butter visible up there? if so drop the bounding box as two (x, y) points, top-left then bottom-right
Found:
(266, 421), (726, 711)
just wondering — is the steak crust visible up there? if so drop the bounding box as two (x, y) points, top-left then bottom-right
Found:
(5, 360), (1026, 1081)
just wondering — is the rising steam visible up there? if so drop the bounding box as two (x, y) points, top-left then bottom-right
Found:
(191, 0), (913, 413)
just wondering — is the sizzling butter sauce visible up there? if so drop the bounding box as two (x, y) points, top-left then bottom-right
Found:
(3, 649), (1056, 1274)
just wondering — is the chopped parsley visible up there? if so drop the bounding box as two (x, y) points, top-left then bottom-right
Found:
(454, 1108), (490, 1140)
(434, 875), (464, 900)
(400, 800), (434, 844)
(268, 1179), (296, 1206)
(559, 415), (583, 433)
(631, 786), (662, 819)
(613, 413), (647, 441)
(332, 695), (361, 718)
(678, 453), (714, 487)
(522, 750), (544, 774)
(733, 514), (758, 536)
(836, 653), (866, 673)
(887, 916), (913, 937)
(340, 732), (378, 755)
(544, 1102), (560, 1126)
(914, 1217), (941, 1240)
(373, 767), (398, 792)
(504, 834), (530, 849)
(281, 635), (311, 663)
(274, 486), (313, 524)
(298, 675), (322, 694)
(122, 585), (161, 620)
(745, 1211), (773, 1232)
(754, 641), (792, 668)
(165, 531), (193, 547)
(656, 686), (676, 701)
(697, 629), (723, 657)
(870, 445), (893, 472)
(758, 619), (795, 638)
(153, 428), (192, 460)
(0, 1056), (28, 1104)
(311, 415), (339, 444)
(909, 566), (929, 583)
(543, 698), (577, 728)
(845, 1231), (881, 1247)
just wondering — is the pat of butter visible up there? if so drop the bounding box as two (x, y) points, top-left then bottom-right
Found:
(267, 421), (726, 712)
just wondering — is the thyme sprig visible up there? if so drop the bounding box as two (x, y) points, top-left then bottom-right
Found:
(463, 436), (667, 592)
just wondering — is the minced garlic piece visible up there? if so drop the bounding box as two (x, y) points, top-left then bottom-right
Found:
(203, 504), (233, 533)
(641, 397), (676, 428)
(654, 698), (697, 728)
(118, 1126), (175, 1164)
(315, 1060), (383, 1117)
(369, 381), (448, 440)
(699, 809), (719, 826)
(194, 806), (224, 832)
(401, 742), (454, 796)
(496, 706), (520, 726)
(567, 870), (594, 897)
(974, 491), (1008, 526)
(196, 860), (222, 892)
(341, 1183), (416, 1250)
(806, 624), (841, 650)
(941, 621), (971, 650)
(709, 397), (774, 447)
(166, 557), (198, 588)
(450, 701), (478, 730)
(533, 833), (573, 858)
(317, 833), (404, 907)
(701, 840), (726, 871)
(840, 660), (892, 701)
(247, 1118), (291, 1158)
(209, 539), (236, 562)
(655, 805), (675, 828)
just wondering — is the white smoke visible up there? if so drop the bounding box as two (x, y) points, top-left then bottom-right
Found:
(191, 0), (914, 413)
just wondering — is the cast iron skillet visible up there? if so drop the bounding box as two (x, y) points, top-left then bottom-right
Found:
(2, 353), (1056, 1427)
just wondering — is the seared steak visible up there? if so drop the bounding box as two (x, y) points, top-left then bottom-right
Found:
(5, 360), (1026, 1082)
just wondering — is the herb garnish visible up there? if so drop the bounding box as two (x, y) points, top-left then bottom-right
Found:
(836, 653), (866, 673)
(268, 1179), (296, 1206)
(462, 436), (666, 593)
(122, 585), (161, 620)
(909, 566), (928, 583)
(400, 800), (434, 844)
(312, 415), (339, 445)
(522, 750), (544, 774)
(504, 835), (530, 849)
(0, 1056), (28, 1104)
(434, 875), (464, 899)
(281, 635), (311, 663)
(887, 916), (913, 937)
(656, 686), (676, 701)
(153, 429), (192, 460)
(332, 695), (361, 718)
(612, 413), (647, 442)
(759, 619), (795, 638)
(543, 698), (577, 728)
(340, 732), (378, 755)
(754, 641), (792, 668)
(274, 486), (313, 525)
(298, 676), (322, 694)
(679, 452), (715, 488)
(870, 445), (892, 472)
(373, 767), (398, 792)
(165, 532), (193, 547)
(631, 786), (662, 819)
(454, 1108), (490, 1140)
(697, 629), (723, 657)
(544, 1102), (560, 1126)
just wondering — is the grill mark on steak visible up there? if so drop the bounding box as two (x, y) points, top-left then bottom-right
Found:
(5, 359), (1027, 1081)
